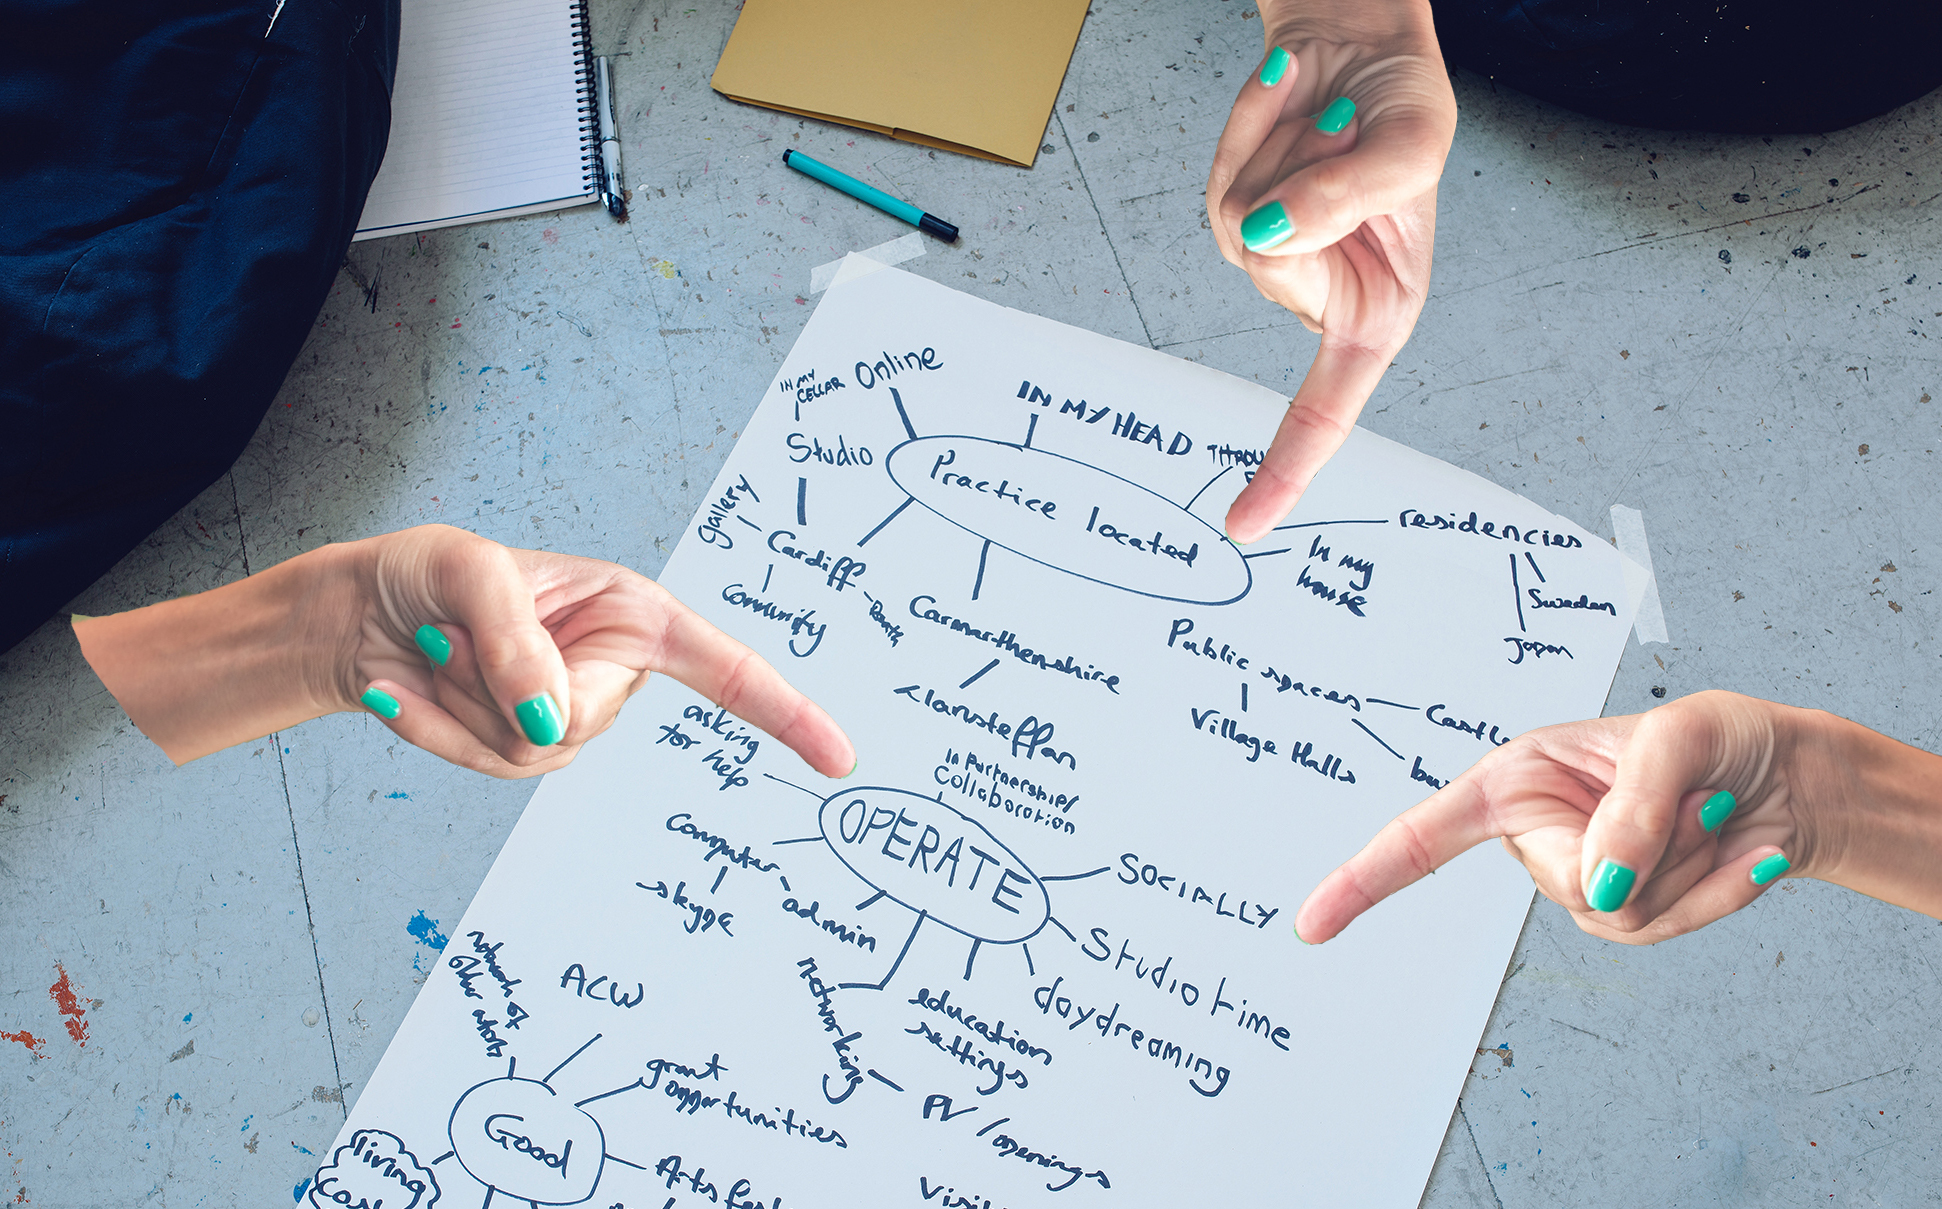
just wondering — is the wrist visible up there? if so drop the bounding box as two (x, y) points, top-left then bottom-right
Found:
(1792, 705), (1942, 916)
(1259, 0), (1437, 48)
(74, 541), (367, 764)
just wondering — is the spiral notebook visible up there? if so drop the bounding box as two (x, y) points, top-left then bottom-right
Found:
(353, 0), (603, 240)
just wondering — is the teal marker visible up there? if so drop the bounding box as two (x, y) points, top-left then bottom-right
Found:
(782, 150), (959, 243)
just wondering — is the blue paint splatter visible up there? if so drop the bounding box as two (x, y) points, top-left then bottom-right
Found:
(406, 911), (448, 951)
(294, 1177), (311, 1201)
(291, 1141), (315, 1156)
(184, 1012), (193, 1022)
(385, 791), (410, 800)
(240, 1115), (252, 1132)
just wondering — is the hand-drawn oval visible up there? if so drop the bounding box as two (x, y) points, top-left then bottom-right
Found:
(448, 1076), (604, 1206)
(884, 436), (1250, 605)
(817, 786), (1050, 944)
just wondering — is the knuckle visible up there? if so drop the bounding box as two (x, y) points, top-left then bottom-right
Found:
(1391, 816), (1439, 881)
(474, 626), (556, 676)
(1217, 191), (1256, 231)
(713, 650), (766, 715)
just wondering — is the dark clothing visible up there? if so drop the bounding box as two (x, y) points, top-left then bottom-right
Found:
(1434, 0), (1942, 132)
(0, 0), (396, 652)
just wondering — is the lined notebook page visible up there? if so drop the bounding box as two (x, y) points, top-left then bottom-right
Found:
(354, 0), (593, 240)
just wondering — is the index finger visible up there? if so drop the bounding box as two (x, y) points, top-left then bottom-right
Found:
(1224, 335), (1391, 543)
(1294, 774), (1497, 943)
(650, 589), (856, 779)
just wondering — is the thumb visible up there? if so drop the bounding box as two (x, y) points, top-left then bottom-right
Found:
(425, 532), (573, 749)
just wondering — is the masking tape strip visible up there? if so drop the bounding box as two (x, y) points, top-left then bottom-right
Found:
(808, 233), (926, 294)
(1610, 504), (1669, 645)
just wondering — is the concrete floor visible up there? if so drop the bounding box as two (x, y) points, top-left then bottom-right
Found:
(3, 0), (1940, 1204)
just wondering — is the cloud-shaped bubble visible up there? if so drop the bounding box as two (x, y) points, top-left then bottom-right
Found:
(310, 1129), (440, 1209)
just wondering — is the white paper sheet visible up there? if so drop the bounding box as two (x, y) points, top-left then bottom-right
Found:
(353, 0), (594, 240)
(306, 265), (1643, 1209)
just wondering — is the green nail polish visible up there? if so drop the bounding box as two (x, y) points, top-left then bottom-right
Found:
(361, 686), (402, 720)
(515, 692), (566, 746)
(1586, 858), (1636, 913)
(1259, 45), (1291, 87)
(414, 623), (453, 666)
(1751, 852), (1791, 886)
(843, 758), (859, 780)
(1316, 95), (1356, 134)
(1240, 200), (1295, 252)
(1700, 789), (1737, 833)
(1294, 923), (1312, 945)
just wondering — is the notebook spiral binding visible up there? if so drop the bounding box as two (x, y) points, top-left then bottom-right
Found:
(571, 0), (601, 196)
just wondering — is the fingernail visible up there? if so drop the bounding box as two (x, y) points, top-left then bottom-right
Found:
(1586, 858), (1636, 913)
(1699, 789), (1738, 833)
(843, 758), (858, 779)
(1240, 200), (1295, 252)
(361, 685), (402, 720)
(515, 692), (566, 746)
(1294, 922), (1313, 945)
(414, 623), (452, 666)
(1259, 45), (1291, 87)
(1315, 95), (1356, 134)
(1751, 852), (1791, 886)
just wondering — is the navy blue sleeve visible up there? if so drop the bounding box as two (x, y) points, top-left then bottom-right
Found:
(1432, 0), (1942, 132)
(0, 0), (398, 652)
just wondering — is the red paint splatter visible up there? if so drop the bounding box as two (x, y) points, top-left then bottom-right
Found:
(542, 228), (559, 245)
(450, 322), (462, 328)
(49, 966), (87, 1047)
(1, 1028), (44, 1057)
(427, 297), (436, 304)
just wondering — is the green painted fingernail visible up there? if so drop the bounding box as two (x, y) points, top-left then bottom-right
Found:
(414, 623), (452, 666)
(844, 758), (858, 779)
(1586, 858), (1636, 912)
(1294, 923), (1313, 945)
(1751, 852), (1791, 886)
(1316, 95), (1356, 134)
(1259, 45), (1291, 87)
(1700, 789), (1737, 833)
(361, 685), (402, 720)
(1240, 200), (1295, 251)
(515, 692), (565, 746)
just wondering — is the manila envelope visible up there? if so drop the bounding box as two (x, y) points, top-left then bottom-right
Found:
(711, 0), (1091, 168)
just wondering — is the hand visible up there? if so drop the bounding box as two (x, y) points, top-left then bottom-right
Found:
(1208, 0), (1455, 543)
(1295, 691), (1842, 947)
(75, 525), (855, 780)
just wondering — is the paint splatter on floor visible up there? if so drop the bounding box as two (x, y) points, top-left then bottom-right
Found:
(292, 1177), (311, 1202)
(405, 911), (447, 952)
(0, 1029), (44, 1057)
(48, 967), (87, 1047)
